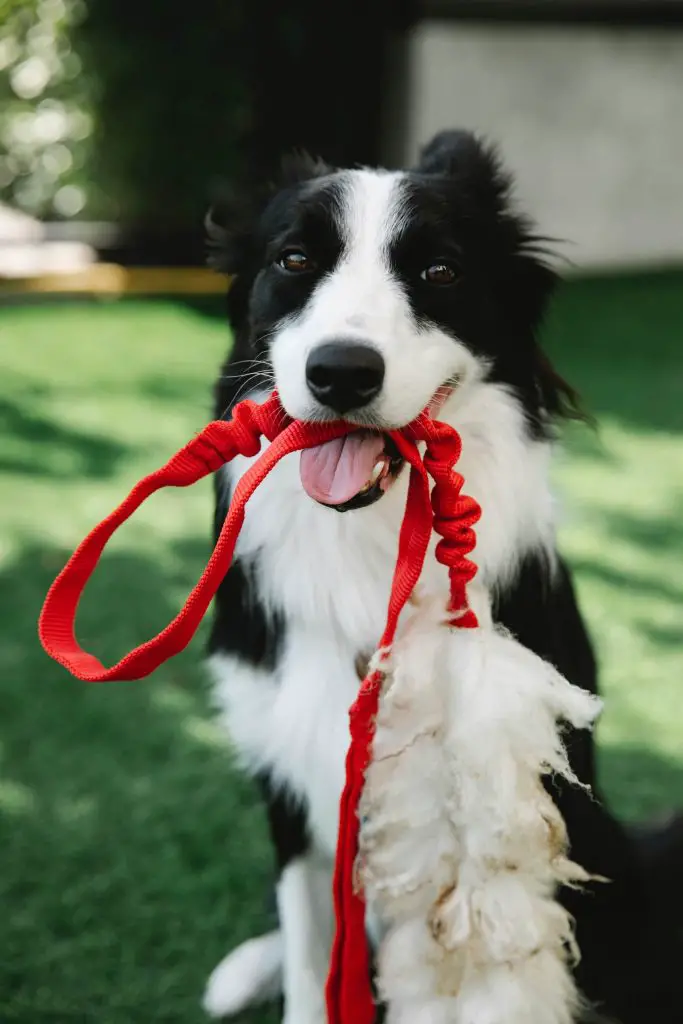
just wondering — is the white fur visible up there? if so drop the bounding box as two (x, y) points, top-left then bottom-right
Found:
(207, 169), (560, 1018)
(360, 598), (602, 1024)
(209, 628), (356, 859)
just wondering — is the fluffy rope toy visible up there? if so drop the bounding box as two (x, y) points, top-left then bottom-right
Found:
(39, 391), (601, 1024)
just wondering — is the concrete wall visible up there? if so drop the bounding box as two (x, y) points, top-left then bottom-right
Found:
(387, 23), (683, 271)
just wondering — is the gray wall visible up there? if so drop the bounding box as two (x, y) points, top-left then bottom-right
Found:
(387, 23), (683, 271)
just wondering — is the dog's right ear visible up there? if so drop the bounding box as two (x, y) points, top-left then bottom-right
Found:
(205, 151), (332, 275)
(205, 185), (257, 275)
(279, 149), (332, 188)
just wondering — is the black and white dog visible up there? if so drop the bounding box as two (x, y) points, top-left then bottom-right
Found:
(202, 132), (680, 1023)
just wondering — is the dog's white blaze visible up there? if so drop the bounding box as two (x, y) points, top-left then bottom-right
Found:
(271, 169), (479, 428)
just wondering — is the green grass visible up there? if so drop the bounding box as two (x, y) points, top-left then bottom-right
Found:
(545, 272), (683, 816)
(1, 278), (682, 1022)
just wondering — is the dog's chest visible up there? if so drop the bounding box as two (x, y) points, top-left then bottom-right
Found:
(214, 454), (445, 857)
(213, 390), (555, 857)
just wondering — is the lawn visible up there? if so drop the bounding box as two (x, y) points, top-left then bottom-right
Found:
(1, 276), (682, 1023)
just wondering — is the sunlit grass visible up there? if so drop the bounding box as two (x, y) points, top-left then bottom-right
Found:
(1, 277), (681, 1021)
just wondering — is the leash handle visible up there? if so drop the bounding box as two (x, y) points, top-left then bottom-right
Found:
(38, 395), (353, 681)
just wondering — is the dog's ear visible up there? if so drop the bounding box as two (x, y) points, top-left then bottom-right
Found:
(205, 159), (274, 275)
(279, 149), (332, 188)
(206, 150), (333, 274)
(508, 250), (587, 424)
(416, 130), (484, 175)
(205, 190), (255, 275)
(536, 350), (586, 424)
(415, 129), (512, 214)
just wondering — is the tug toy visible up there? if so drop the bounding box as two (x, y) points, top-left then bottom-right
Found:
(39, 392), (601, 1024)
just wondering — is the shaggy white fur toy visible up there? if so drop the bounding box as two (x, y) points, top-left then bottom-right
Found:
(359, 593), (603, 1024)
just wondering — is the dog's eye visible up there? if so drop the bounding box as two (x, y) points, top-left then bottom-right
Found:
(277, 250), (315, 273)
(420, 261), (458, 286)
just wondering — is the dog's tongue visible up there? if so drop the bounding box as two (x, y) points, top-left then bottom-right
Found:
(300, 433), (386, 505)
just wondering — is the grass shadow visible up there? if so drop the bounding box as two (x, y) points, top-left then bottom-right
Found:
(600, 744), (683, 825)
(0, 395), (130, 481)
(569, 556), (683, 609)
(546, 269), (683, 435)
(604, 509), (683, 555)
(174, 296), (228, 322)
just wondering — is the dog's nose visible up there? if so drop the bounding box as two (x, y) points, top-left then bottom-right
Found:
(306, 342), (385, 414)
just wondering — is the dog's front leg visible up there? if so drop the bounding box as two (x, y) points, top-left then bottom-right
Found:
(278, 852), (334, 1024)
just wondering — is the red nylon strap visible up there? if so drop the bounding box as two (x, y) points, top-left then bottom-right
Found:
(38, 394), (481, 1024)
(39, 394), (353, 681)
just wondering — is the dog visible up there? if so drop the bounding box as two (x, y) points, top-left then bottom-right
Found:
(201, 131), (681, 1023)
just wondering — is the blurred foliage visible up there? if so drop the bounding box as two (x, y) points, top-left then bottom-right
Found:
(0, 0), (247, 223)
(0, 0), (93, 218)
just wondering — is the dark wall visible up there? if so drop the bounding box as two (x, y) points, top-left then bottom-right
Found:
(78, 0), (416, 265)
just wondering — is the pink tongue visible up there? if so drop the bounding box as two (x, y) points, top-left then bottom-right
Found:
(300, 433), (386, 505)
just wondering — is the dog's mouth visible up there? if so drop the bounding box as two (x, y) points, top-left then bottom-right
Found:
(300, 431), (404, 512)
(298, 383), (456, 512)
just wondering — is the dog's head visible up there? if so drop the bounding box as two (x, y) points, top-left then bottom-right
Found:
(209, 130), (578, 510)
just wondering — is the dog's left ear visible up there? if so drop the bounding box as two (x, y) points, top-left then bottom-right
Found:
(510, 251), (586, 423)
(415, 129), (512, 213)
(504, 246), (584, 421)
(416, 129), (488, 176)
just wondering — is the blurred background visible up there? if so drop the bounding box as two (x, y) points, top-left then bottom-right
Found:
(1, 2), (682, 1022)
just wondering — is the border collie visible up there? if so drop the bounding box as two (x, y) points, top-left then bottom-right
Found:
(201, 131), (680, 1023)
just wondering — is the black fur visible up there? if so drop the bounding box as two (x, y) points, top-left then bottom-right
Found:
(207, 557), (284, 672)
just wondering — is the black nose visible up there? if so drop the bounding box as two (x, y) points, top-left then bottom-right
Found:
(306, 342), (385, 414)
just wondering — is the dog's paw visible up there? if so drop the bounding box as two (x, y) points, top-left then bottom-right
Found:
(203, 931), (283, 1018)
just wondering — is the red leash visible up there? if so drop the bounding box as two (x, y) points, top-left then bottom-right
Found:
(38, 392), (480, 1023)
